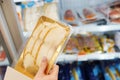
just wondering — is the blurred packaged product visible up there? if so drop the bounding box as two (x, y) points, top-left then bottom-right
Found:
(108, 1), (120, 24)
(59, 0), (120, 26)
(100, 37), (115, 53)
(115, 31), (120, 49)
(64, 10), (76, 22)
(63, 9), (78, 27)
(64, 33), (102, 55)
(95, 3), (110, 18)
(104, 59), (120, 80)
(64, 37), (79, 54)
(64, 30), (120, 55)
(15, 1), (59, 32)
(57, 59), (120, 80)
(81, 7), (106, 25)
(43, 2), (59, 21)
(83, 8), (96, 20)
(0, 45), (6, 61)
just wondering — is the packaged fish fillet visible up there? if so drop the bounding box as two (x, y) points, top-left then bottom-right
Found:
(15, 16), (72, 78)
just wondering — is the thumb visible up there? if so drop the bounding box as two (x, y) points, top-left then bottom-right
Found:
(50, 65), (59, 76)
(36, 57), (48, 77)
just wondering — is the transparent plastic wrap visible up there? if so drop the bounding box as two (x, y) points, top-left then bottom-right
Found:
(61, 8), (78, 26)
(19, 1), (59, 32)
(108, 1), (120, 24)
(43, 2), (59, 21)
(115, 31), (120, 49)
(95, 0), (120, 24)
(64, 31), (118, 55)
(15, 16), (72, 78)
(22, 2), (44, 32)
(59, 0), (120, 26)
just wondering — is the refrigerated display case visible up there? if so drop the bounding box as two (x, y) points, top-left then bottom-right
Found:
(13, 0), (120, 66)
(2, 0), (120, 80)
(56, 0), (120, 62)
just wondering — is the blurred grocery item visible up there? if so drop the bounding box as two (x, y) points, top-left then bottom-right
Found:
(44, 0), (53, 3)
(64, 31), (119, 55)
(0, 46), (6, 61)
(57, 59), (120, 80)
(0, 51), (6, 61)
(96, 4), (109, 17)
(110, 1), (120, 9)
(57, 62), (86, 80)
(109, 9), (120, 19)
(23, 4), (43, 32)
(115, 31), (120, 49)
(83, 8), (96, 20)
(68, 23), (78, 26)
(64, 37), (79, 53)
(110, 19), (120, 23)
(82, 19), (107, 25)
(64, 9), (75, 22)
(106, 67), (117, 80)
(109, 7), (120, 23)
(77, 34), (102, 55)
(43, 2), (59, 21)
(100, 37), (115, 53)
(16, 1), (59, 32)
(64, 33), (102, 55)
(109, 1), (120, 24)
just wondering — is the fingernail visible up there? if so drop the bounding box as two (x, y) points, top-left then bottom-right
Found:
(42, 56), (47, 62)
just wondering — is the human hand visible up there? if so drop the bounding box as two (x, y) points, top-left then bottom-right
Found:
(34, 57), (59, 80)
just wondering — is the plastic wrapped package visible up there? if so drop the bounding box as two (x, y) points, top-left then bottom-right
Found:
(0, 45), (6, 61)
(15, 16), (72, 78)
(62, 9), (78, 26)
(17, 1), (59, 32)
(23, 3), (43, 32)
(43, 2), (59, 21)
(64, 33), (103, 55)
(101, 59), (120, 80)
(108, 1), (120, 24)
(64, 36), (79, 54)
(57, 63), (71, 80)
(59, 0), (120, 26)
(100, 37), (115, 53)
(57, 59), (120, 80)
(64, 30), (120, 55)
(115, 31), (120, 49)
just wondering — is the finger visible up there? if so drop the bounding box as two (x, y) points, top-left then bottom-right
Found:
(50, 65), (59, 76)
(36, 57), (48, 76)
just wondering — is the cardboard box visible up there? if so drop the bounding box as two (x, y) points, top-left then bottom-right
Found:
(4, 66), (31, 80)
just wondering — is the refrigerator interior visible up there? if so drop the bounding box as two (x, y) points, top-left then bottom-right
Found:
(12, 0), (120, 80)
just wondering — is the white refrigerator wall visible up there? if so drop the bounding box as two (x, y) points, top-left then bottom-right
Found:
(60, 0), (115, 9)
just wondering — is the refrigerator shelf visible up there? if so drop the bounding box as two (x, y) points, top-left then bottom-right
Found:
(73, 24), (120, 32)
(14, 0), (39, 2)
(57, 53), (120, 62)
